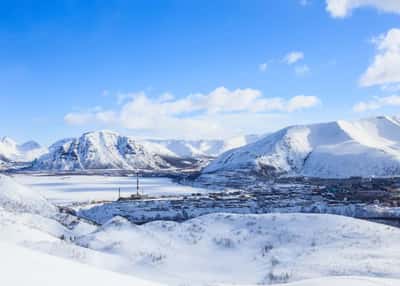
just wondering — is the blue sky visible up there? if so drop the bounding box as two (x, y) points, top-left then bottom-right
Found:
(1, 0), (400, 144)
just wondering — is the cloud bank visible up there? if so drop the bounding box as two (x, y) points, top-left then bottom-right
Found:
(64, 87), (320, 139)
(326, 0), (400, 18)
(360, 28), (400, 87)
(353, 95), (400, 112)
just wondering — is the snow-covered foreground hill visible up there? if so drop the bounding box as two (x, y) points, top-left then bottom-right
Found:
(0, 241), (162, 286)
(1, 241), (398, 286)
(203, 116), (400, 178)
(2, 174), (400, 286)
(77, 213), (400, 285)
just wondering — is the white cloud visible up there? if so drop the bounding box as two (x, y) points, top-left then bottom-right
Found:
(64, 112), (93, 125)
(259, 63), (268, 72)
(64, 110), (117, 125)
(381, 83), (400, 92)
(287, 95), (320, 111)
(326, 0), (400, 18)
(294, 64), (311, 76)
(158, 92), (175, 102)
(64, 87), (320, 139)
(353, 95), (400, 112)
(283, 51), (304, 65)
(360, 28), (400, 87)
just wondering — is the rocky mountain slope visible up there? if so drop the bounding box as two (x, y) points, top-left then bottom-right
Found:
(31, 130), (190, 171)
(202, 116), (400, 178)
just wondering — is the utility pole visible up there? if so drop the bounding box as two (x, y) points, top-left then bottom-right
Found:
(136, 171), (139, 196)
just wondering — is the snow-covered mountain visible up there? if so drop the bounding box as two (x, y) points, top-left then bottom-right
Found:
(29, 131), (260, 171)
(31, 130), (191, 171)
(0, 137), (47, 162)
(150, 135), (260, 158)
(203, 116), (400, 178)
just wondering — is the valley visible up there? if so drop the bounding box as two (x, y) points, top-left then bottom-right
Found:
(3, 116), (400, 286)
(2, 172), (400, 286)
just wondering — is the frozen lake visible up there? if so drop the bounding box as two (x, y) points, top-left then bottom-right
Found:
(12, 174), (209, 206)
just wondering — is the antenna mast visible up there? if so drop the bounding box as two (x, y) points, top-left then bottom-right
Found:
(136, 171), (139, 196)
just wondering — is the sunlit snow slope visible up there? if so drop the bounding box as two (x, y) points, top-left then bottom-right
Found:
(203, 116), (400, 178)
(1, 240), (398, 286)
(0, 241), (162, 286)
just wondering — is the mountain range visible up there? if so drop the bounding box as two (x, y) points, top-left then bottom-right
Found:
(4, 116), (400, 178)
(27, 130), (259, 171)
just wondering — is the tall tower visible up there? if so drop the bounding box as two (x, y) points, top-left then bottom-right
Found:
(136, 171), (139, 196)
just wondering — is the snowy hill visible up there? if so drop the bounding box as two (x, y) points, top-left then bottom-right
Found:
(0, 136), (47, 162)
(2, 240), (398, 286)
(0, 176), (156, 285)
(1, 175), (400, 286)
(0, 174), (57, 216)
(76, 212), (400, 285)
(0, 241), (163, 286)
(31, 130), (190, 171)
(203, 116), (400, 178)
(149, 135), (260, 158)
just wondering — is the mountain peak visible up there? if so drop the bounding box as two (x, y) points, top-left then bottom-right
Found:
(19, 140), (42, 151)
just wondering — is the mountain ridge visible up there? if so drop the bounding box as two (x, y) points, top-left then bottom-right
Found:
(0, 137), (46, 163)
(26, 131), (260, 171)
